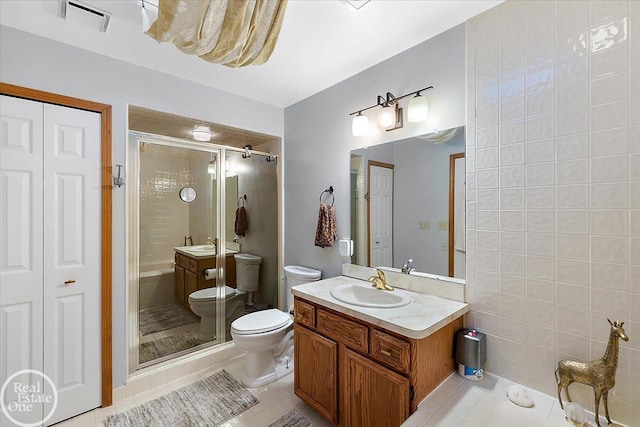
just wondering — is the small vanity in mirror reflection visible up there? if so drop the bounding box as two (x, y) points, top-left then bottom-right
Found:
(350, 126), (465, 279)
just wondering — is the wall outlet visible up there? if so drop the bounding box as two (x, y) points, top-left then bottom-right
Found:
(419, 221), (431, 230)
(438, 221), (448, 230)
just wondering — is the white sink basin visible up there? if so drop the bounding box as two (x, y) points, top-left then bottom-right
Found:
(186, 245), (216, 253)
(174, 245), (216, 256)
(330, 283), (411, 308)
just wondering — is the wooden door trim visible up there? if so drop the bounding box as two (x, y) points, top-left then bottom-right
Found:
(366, 160), (394, 268)
(448, 152), (465, 278)
(0, 82), (113, 407)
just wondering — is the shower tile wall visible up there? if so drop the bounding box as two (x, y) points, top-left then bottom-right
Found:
(140, 144), (190, 270)
(466, 1), (639, 424)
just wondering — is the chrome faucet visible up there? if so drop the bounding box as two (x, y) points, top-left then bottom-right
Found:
(368, 269), (394, 291)
(206, 236), (216, 247)
(401, 259), (414, 274)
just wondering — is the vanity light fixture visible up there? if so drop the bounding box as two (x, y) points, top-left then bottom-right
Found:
(192, 126), (212, 142)
(349, 85), (433, 136)
(407, 91), (429, 122)
(352, 111), (369, 136)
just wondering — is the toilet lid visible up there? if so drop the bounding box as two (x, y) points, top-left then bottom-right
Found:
(231, 309), (291, 335)
(189, 286), (236, 302)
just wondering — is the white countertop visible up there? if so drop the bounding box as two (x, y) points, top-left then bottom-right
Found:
(291, 275), (469, 340)
(174, 246), (239, 259)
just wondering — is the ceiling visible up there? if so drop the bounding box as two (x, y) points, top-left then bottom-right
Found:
(0, 0), (501, 108)
(129, 105), (281, 149)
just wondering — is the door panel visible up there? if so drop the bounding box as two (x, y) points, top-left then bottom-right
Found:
(368, 163), (393, 267)
(342, 347), (410, 427)
(294, 325), (337, 423)
(0, 97), (44, 418)
(43, 104), (101, 425)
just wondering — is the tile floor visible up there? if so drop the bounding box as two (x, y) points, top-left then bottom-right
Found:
(53, 355), (332, 427)
(403, 371), (619, 427)
(55, 356), (619, 427)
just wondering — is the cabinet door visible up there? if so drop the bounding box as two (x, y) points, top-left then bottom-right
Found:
(175, 265), (185, 303)
(294, 325), (338, 424)
(185, 270), (198, 303)
(342, 347), (410, 427)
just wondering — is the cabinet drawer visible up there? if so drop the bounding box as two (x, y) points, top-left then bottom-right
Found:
(370, 329), (411, 373)
(317, 309), (368, 353)
(175, 253), (186, 268)
(188, 257), (198, 272)
(294, 299), (315, 328)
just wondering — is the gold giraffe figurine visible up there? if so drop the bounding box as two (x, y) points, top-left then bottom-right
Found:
(556, 319), (629, 427)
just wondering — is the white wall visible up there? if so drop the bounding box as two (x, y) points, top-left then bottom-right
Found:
(284, 24), (467, 278)
(466, 1), (639, 424)
(0, 25), (283, 388)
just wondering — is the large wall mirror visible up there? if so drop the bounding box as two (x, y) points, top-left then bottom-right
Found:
(350, 126), (466, 280)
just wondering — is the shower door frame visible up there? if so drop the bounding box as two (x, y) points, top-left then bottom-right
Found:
(127, 130), (282, 373)
(127, 132), (229, 373)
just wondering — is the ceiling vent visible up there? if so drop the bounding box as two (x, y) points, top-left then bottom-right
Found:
(342, 0), (372, 10)
(60, 0), (112, 32)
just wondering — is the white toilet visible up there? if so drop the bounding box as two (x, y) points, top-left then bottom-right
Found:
(188, 286), (245, 342)
(234, 253), (262, 306)
(230, 265), (321, 388)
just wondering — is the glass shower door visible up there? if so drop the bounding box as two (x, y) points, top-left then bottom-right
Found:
(137, 140), (223, 367)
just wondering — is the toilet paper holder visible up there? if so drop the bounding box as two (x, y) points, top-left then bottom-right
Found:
(203, 268), (216, 280)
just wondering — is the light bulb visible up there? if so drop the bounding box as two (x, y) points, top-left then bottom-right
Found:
(378, 105), (396, 129)
(193, 126), (211, 141)
(407, 93), (429, 122)
(352, 112), (369, 136)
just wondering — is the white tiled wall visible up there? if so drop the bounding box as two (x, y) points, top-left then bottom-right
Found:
(466, 1), (639, 424)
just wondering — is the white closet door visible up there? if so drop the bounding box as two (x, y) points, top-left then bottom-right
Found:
(43, 104), (101, 425)
(0, 95), (45, 426)
(369, 164), (393, 268)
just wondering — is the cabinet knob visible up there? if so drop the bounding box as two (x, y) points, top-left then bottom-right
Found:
(64, 280), (76, 286)
(380, 349), (391, 357)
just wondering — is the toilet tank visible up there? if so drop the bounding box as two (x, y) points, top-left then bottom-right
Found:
(284, 265), (321, 312)
(234, 253), (262, 292)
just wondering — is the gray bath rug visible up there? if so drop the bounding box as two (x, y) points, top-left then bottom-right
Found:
(139, 303), (198, 336)
(269, 410), (312, 427)
(106, 369), (258, 427)
(139, 331), (201, 364)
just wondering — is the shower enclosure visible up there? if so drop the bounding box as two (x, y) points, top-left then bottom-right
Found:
(127, 125), (279, 371)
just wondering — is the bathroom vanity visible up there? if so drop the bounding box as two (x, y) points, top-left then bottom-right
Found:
(292, 275), (468, 427)
(173, 248), (237, 309)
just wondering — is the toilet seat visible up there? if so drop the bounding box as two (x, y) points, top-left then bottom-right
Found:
(189, 286), (236, 302)
(231, 309), (291, 335)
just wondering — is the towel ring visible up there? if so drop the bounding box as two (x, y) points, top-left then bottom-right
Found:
(238, 195), (247, 207)
(319, 186), (334, 206)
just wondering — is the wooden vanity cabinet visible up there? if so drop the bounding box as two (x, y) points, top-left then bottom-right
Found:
(341, 347), (409, 427)
(293, 297), (463, 427)
(174, 252), (237, 309)
(294, 324), (338, 423)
